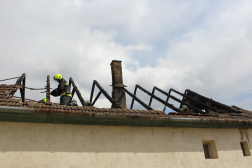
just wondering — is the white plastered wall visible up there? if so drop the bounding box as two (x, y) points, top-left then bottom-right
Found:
(0, 121), (251, 168)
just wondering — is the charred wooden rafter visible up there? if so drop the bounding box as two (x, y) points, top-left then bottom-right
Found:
(149, 87), (216, 113)
(46, 75), (50, 102)
(125, 88), (153, 110)
(10, 73), (26, 103)
(69, 77), (86, 106)
(90, 80), (121, 108)
(130, 85), (181, 112)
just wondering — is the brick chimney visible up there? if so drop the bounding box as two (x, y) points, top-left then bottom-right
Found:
(110, 60), (126, 108)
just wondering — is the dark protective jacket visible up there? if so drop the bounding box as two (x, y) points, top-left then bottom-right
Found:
(50, 78), (72, 97)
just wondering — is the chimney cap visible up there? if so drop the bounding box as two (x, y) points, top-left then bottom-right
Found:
(110, 60), (122, 65)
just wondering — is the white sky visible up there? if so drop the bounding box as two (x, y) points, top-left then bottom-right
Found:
(1, 0), (252, 111)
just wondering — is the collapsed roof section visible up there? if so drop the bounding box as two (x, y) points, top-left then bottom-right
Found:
(181, 89), (247, 115)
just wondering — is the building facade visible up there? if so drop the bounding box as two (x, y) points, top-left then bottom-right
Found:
(0, 62), (251, 167)
(0, 121), (251, 168)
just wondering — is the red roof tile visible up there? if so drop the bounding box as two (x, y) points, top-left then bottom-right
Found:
(0, 84), (252, 121)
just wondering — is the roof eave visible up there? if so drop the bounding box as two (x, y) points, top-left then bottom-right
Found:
(0, 106), (251, 128)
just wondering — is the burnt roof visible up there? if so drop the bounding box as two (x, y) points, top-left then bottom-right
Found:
(0, 84), (252, 128)
(0, 84), (167, 117)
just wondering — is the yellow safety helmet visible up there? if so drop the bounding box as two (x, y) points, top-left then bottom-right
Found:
(41, 98), (47, 102)
(54, 74), (63, 80)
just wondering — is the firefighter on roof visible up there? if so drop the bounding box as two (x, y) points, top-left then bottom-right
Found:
(51, 74), (72, 106)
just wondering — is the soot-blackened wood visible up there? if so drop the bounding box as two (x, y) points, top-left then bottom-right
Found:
(163, 89), (172, 112)
(169, 94), (204, 114)
(185, 89), (233, 112)
(92, 91), (102, 106)
(148, 87), (156, 107)
(90, 80), (120, 107)
(90, 81), (96, 104)
(10, 73), (26, 96)
(125, 88), (153, 110)
(20, 73), (26, 103)
(130, 86), (138, 109)
(46, 75), (50, 102)
(169, 88), (217, 113)
(180, 89), (188, 109)
(136, 84), (181, 112)
(69, 77), (86, 106)
(151, 86), (210, 113)
(16, 73), (26, 103)
(93, 80), (115, 104)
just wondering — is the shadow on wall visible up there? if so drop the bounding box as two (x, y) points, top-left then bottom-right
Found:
(0, 122), (250, 153)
